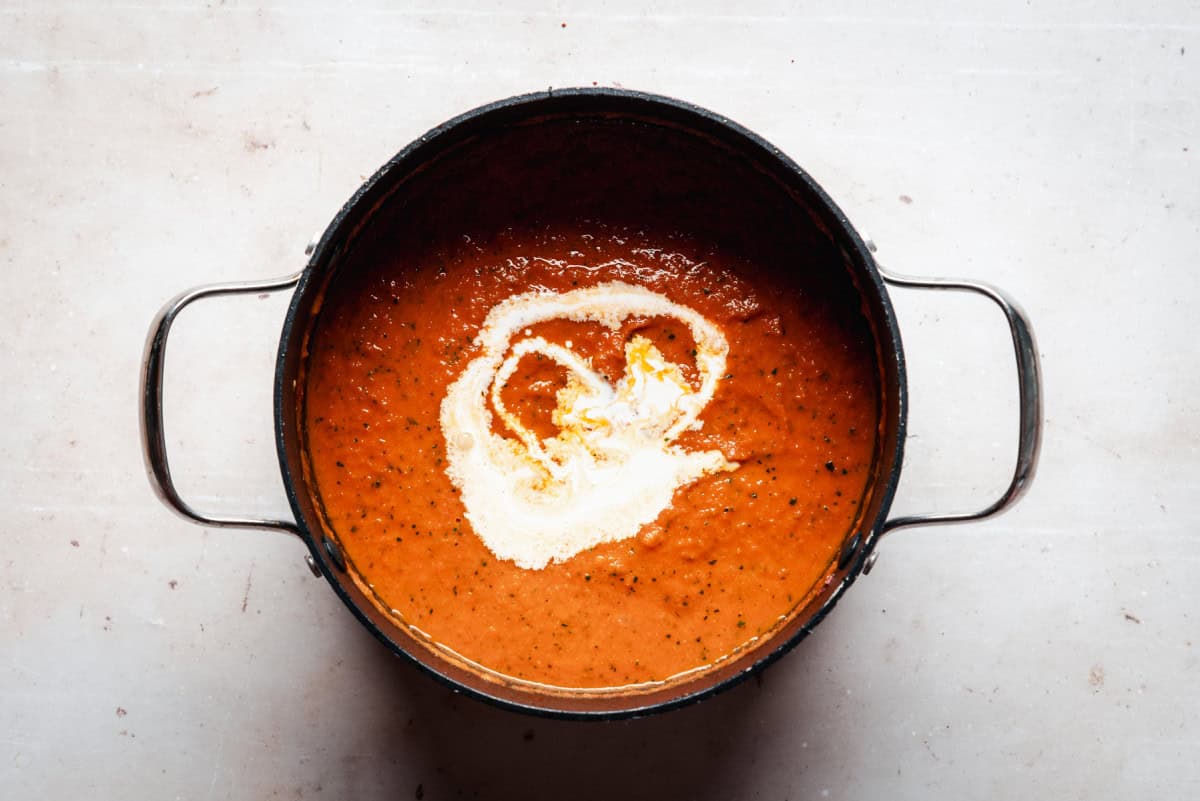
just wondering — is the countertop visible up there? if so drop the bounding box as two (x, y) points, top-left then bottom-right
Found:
(2, 2), (1197, 798)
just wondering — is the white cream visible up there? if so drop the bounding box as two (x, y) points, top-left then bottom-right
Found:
(439, 281), (737, 569)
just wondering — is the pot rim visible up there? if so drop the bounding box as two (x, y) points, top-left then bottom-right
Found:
(273, 87), (907, 719)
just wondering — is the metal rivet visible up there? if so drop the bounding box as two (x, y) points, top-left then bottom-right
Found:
(323, 536), (347, 572)
(304, 230), (322, 256)
(838, 533), (862, 571)
(864, 237), (878, 254)
(862, 550), (880, 575)
(304, 553), (321, 578)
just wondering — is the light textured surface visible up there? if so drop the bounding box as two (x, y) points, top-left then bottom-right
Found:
(2, 1), (1198, 798)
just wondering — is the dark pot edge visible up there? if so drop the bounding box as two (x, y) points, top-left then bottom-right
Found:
(272, 87), (908, 720)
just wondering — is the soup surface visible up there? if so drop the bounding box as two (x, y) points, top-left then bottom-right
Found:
(301, 119), (881, 690)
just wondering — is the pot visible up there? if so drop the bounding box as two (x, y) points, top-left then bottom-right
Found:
(141, 88), (1042, 719)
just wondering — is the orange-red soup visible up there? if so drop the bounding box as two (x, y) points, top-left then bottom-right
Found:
(301, 120), (880, 690)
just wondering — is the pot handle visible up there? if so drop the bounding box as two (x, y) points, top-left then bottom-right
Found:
(867, 264), (1043, 571)
(140, 272), (304, 537)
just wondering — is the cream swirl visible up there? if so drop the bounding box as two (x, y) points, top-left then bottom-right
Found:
(439, 281), (737, 569)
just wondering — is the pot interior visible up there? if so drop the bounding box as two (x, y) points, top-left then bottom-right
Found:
(276, 90), (904, 717)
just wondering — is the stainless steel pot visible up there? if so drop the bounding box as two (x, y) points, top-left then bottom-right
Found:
(140, 88), (1041, 719)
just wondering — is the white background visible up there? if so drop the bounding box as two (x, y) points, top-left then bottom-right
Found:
(2, 1), (1197, 798)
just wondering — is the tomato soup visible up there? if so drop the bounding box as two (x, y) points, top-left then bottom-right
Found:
(300, 119), (881, 690)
